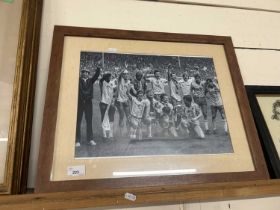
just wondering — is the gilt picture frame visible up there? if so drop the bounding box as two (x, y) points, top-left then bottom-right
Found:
(0, 0), (42, 194)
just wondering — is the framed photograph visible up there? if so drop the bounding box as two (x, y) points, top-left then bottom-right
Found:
(0, 0), (42, 194)
(246, 86), (280, 178)
(36, 26), (268, 193)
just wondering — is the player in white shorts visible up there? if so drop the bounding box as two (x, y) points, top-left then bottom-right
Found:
(127, 90), (150, 139)
(115, 69), (131, 135)
(191, 73), (209, 134)
(181, 95), (205, 139)
(169, 72), (181, 106)
(205, 78), (228, 134)
(176, 72), (194, 131)
(99, 72), (117, 139)
(155, 93), (178, 137)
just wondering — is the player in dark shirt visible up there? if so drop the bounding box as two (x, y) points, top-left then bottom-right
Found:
(130, 70), (147, 97)
(76, 67), (101, 147)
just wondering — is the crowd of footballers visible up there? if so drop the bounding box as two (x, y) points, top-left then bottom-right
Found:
(75, 57), (228, 147)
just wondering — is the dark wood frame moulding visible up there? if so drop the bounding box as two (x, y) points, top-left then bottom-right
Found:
(35, 25), (268, 194)
(0, 0), (42, 195)
(1, 179), (280, 210)
(246, 85), (280, 178)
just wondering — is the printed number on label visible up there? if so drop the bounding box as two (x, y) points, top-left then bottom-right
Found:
(67, 165), (85, 176)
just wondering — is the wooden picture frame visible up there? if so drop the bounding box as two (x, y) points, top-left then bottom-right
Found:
(36, 25), (268, 193)
(0, 0), (42, 194)
(246, 85), (280, 178)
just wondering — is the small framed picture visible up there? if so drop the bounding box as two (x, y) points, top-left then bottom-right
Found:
(36, 26), (268, 193)
(246, 86), (280, 178)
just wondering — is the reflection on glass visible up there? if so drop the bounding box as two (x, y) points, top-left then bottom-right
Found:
(113, 169), (197, 177)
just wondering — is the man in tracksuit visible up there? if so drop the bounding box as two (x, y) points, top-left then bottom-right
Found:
(76, 66), (101, 147)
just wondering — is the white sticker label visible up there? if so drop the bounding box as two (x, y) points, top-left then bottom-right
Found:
(67, 165), (85, 176)
(124, 192), (136, 201)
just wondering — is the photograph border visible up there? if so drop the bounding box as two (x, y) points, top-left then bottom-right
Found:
(0, 0), (42, 194)
(246, 85), (280, 178)
(74, 51), (233, 158)
(35, 25), (268, 193)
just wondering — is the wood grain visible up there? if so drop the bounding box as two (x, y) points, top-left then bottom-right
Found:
(3, 180), (280, 210)
(0, 0), (42, 194)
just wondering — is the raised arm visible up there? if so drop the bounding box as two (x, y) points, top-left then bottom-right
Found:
(118, 71), (123, 83)
(167, 69), (171, 82)
(92, 67), (101, 83)
(99, 76), (104, 97)
(118, 68), (128, 83)
(170, 80), (180, 101)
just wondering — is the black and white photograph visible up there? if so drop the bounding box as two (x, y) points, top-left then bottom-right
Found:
(75, 51), (233, 158)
